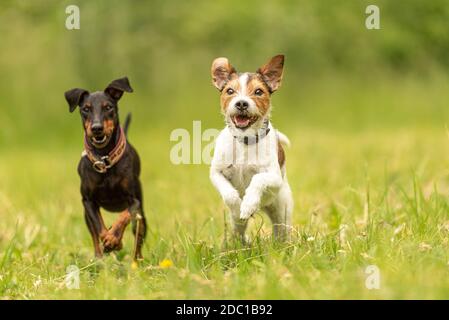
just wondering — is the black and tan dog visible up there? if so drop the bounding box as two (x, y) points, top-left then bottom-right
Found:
(65, 77), (146, 261)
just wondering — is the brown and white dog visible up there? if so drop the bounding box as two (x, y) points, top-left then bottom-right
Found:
(210, 55), (293, 242)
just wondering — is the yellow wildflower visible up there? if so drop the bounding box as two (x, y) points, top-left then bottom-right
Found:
(159, 258), (173, 269)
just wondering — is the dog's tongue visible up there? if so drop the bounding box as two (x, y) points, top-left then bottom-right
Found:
(234, 115), (250, 128)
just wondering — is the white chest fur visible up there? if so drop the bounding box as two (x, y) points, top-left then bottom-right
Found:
(211, 125), (280, 194)
(209, 123), (293, 240)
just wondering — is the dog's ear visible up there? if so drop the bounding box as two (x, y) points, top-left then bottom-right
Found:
(257, 55), (284, 93)
(64, 88), (89, 113)
(211, 57), (237, 91)
(104, 77), (133, 100)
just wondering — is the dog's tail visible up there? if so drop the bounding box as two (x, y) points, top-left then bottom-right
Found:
(123, 113), (132, 136)
(277, 130), (291, 148)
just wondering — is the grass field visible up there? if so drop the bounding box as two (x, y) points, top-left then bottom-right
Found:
(2, 75), (449, 299)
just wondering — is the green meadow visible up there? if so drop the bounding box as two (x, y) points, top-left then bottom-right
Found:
(2, 0), (449, 299)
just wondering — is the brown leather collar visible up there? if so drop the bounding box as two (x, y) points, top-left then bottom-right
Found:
(83, 127), (127, 173)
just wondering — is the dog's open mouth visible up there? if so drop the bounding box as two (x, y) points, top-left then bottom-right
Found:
(91, 134), (109, 147)
(232, 114), (258, 129)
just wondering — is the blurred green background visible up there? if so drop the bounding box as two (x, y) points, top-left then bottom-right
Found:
(3, 0), (449, 299)
(1, 0), (449, 149)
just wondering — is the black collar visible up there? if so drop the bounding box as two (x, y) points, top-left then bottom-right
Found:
(233, 120), (270, 145)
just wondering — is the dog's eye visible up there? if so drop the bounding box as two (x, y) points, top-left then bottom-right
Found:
(226, 88), (234, 95)
(105, 105), (113, 111)
(82, 106), (90, 113)
(254, 89), (264, 96)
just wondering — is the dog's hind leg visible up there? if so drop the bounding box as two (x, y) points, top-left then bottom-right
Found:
(131, 213), (146, 260)
(264, 181), (293, 242)
(130, 195), (146, 261)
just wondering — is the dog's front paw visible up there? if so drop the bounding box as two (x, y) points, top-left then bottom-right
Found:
(240, 194), (260, 220)
(101, 231), (123, 253)
(222, 189), (241, 209)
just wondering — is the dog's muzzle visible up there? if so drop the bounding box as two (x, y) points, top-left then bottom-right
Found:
(83, 126), (127, 174)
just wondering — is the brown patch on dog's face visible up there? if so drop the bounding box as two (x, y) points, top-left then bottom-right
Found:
(220, 74), (271, 115)
(103, 119), (115, 137)
(84, 119), (93, 137)
(246, 74), (271, 116)
(219, 74), (240, 112)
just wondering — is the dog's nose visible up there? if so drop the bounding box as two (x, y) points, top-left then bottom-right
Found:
(235, 100), (249, 111)
(91, 123), (104, 135)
